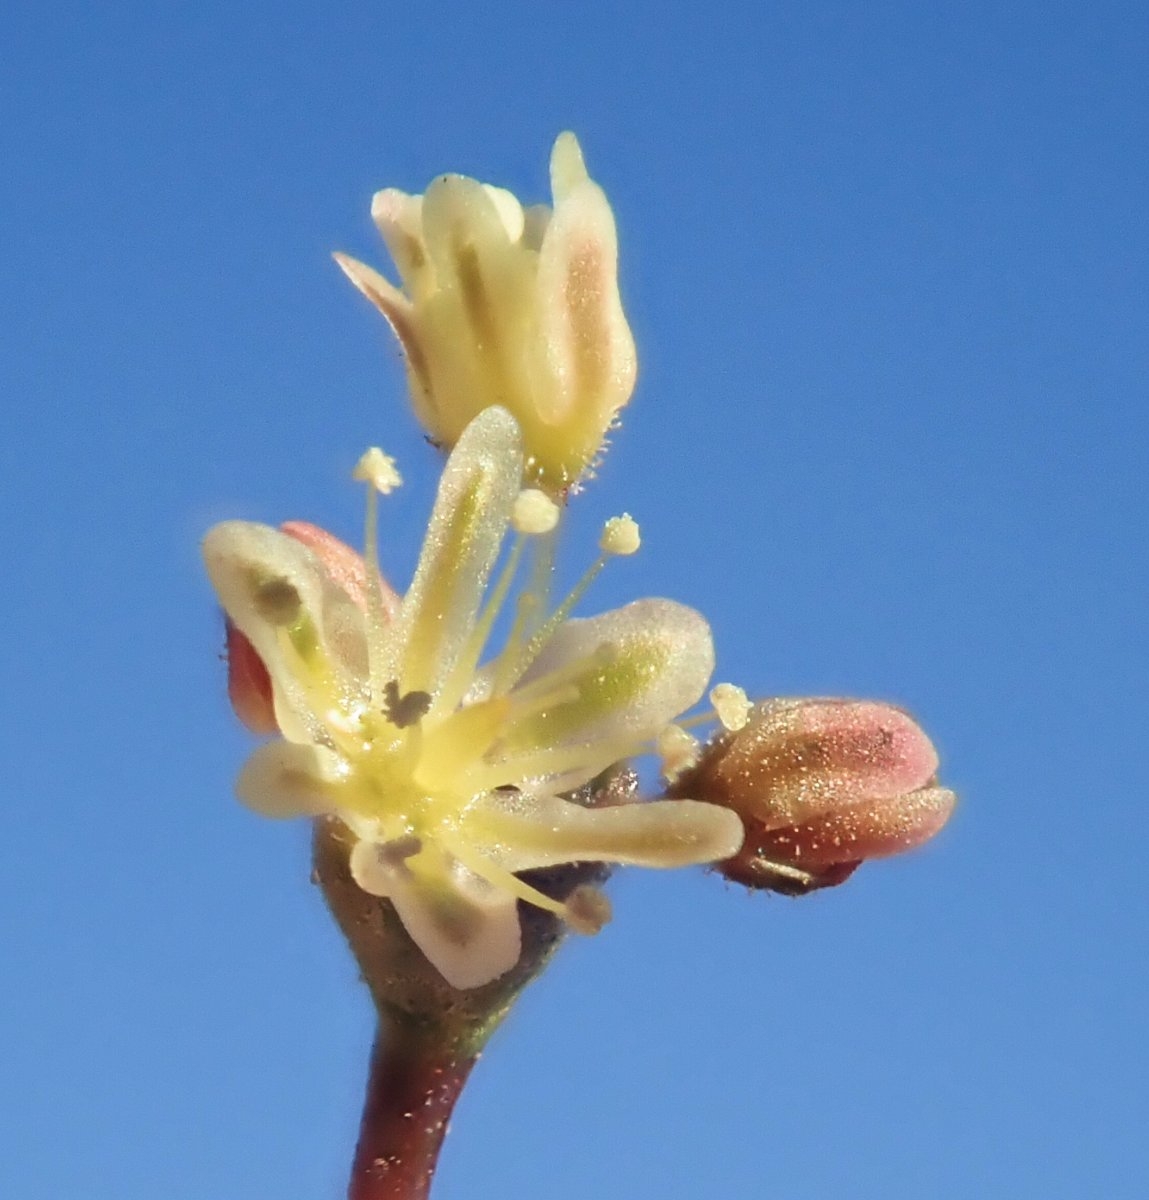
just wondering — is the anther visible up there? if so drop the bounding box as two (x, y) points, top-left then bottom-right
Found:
(511, 488), (560, 535)
(563, 885), (612, 935)
(353, 447), (403, 494)
(599, 514), (640, 556)
(710, 683), (751, 732)
(382, 680), (433, 728)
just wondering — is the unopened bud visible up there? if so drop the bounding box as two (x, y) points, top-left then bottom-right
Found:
(669, 699), (955, 895)
(336, 133), (636, 496)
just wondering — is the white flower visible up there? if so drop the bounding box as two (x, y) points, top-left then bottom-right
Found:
(203, 408), (742, 989)
(335, 133), (636, 495)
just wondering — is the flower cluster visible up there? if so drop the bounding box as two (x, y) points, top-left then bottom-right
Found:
(203, 134), (954, 997)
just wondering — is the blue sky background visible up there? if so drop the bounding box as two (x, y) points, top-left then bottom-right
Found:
(3, 1), (1146, 1196)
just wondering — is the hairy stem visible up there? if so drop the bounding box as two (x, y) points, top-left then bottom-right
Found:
(347, 1013), (479, 1200)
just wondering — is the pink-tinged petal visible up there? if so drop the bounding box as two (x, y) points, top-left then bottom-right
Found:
(349, 841), (522, 989)
(225, 620), (277, 735)
(203, 521), (369, 741)
(369, 188), (430, 293)
(280, 521), (399, 620)
(745, 786), (957, 869)
(219, 523), (394, 738)
(536, 176), (635, 426)
(333, 252), (437, 428)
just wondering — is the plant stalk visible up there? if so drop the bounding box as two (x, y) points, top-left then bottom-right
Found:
(347, 1014), (479, 1200)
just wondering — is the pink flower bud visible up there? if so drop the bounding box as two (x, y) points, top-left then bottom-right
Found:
(671, 699), (955, 894)
(221, 522), (400, 734)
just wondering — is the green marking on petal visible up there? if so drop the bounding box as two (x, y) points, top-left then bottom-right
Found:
(502, 636), (668, 752)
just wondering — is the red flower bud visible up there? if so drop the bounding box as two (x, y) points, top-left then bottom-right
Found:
(670, 699), (955, 895)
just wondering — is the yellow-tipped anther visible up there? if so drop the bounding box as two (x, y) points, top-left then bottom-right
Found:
(352, 447), (403, 494)
(511, 488), (560, 536)
(710, 683), (751, 732)
(600, 514), (640, 556)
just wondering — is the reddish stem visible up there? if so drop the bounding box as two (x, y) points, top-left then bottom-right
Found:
(348, 1017), (479, 1200)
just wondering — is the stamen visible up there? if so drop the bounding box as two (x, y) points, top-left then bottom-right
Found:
(523, 524), (559, 635)
(414, 696), (511, 793)
(511, 489), (560, 535)
(443, 836), (571, 920)
(464, 731), (643, 794)
(494, 514), (639, 690)
(353, 448), (401, 705)
(438, 534), (527, 711)
(382, 680), (433, 728)
(599, 514), (640, 556)
(494, 553), (608, 689)
(489, 587), (546, 695)
(484, 527), (560, 696)
(499, 642), (614, 715)
(563, 884), (612, 935)
(710, 683), (751, 732)
(352, 447), (403, 494)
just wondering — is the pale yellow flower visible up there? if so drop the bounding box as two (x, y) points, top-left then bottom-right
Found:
(336, 134), (636, 495)
(203, 408), (742, 989)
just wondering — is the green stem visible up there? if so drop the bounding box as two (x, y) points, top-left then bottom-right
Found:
(347, 1014), (480, 1200)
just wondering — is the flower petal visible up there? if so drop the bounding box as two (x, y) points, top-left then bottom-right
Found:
(235, 741), (345, 818)
(203, 521), (369, 741)
(394, 407), (522, 697)
(472, 792), (744, 873)
(281, 521), (400, 620)
(497, 599), (715, 772)
(549, 131), (589, 202)
(536, 172), (635, 426)
(420, 173), (514, 280)
(333, 253), (437, 430)
(416, 176), (542, 448)
(349, 841), (522, 989)
(369, 188), (431, 294)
